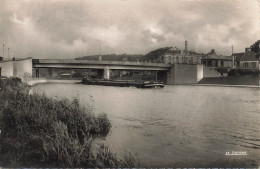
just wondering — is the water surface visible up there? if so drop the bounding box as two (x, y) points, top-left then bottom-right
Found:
(33, 83), (260, 166)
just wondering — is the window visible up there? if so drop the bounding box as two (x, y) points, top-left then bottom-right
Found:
(252, 62), (256, 68)
(211, 61), (214, 66)
(221, 61), (224, 67)
(214, 61), (217, 67)
(36, 68), (39, 78)
(244, 62), (248, 68)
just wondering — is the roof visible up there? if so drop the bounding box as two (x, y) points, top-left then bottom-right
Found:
(169, 47), (181, 51)
(0, 57), (32, 63)
(202, 54), (232, 60)
(232, 52), (244, 61)
(240, 51), (258, 61)
(202, 49), (231, 60)
(141, 47), (172, 60)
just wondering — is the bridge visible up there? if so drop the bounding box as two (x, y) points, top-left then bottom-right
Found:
(0, 58), (215, 85)
(32, 59), (171, 70)
(32, 59), (172, 80)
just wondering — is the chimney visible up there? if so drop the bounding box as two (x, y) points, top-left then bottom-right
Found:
(232, 55), (235, 68)
(185, 40), (188, 51)
(99, 54), (102, 61)
(211, 49), (216, 55)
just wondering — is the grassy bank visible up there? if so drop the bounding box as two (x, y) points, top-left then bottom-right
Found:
(0, 77), (136, 168)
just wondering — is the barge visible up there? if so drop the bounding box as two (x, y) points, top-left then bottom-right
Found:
(82, 77), (164, 88)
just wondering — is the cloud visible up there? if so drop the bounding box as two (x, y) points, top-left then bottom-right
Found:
(0, 0), (259, 59)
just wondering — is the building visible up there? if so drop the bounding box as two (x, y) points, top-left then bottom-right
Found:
(141, 41), (203, 64)
(0, 58), (32, 81)
(231, 47), (259, 70)
(239, 51), (259, 69)
(231, 52), (244, 68)
(202, 49), (233, 68)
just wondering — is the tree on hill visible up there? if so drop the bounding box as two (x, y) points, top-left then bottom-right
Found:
(250, 40), (260, 57)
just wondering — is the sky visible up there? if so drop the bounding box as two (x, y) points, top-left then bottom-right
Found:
(0, 0), (259, 59)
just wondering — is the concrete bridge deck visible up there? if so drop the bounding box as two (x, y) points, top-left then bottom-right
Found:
(32, 59), (172, 71)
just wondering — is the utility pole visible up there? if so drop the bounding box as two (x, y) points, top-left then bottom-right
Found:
(3, 44), (4, 58)
(258, 42), (260, 68)
(259, 42), (260, 83)
(232, 45), (235, 68)
(8, 48), (9, 59)
(99, 40), (102, 61)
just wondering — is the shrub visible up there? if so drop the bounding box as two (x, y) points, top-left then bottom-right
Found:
(93, 144), (137, 168)
(90, 113), (111, 135)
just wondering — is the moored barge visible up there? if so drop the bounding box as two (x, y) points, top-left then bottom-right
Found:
(82, 77), (164, 88)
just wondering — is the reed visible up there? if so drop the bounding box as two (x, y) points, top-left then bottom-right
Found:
(0, 77), (136, 168)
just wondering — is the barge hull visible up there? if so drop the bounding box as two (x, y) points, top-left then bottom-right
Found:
(82, 79), (164, 88)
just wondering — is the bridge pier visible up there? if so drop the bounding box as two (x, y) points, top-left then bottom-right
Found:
(104, 66), (110, 80)
(166, 63), (203, 84)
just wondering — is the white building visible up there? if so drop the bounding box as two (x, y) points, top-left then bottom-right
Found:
(0, 58), (33, 81)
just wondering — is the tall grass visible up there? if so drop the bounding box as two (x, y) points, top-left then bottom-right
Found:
(0, 77), (136, 168)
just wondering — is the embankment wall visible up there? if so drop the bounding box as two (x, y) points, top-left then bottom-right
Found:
(198, 76), (259, 86)
(167, 64), (203, 84)
(203, 65), (221, 77)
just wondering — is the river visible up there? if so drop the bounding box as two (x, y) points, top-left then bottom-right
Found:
(33, 83), (260, 167)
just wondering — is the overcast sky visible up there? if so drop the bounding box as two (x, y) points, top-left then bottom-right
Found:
(0, 0), (259, 59)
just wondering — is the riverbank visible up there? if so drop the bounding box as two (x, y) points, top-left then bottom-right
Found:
(0, 77), (136, 168)
(27, 78), (81, 86)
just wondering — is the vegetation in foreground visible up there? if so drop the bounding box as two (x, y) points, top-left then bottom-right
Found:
(0, 77), (137, 168)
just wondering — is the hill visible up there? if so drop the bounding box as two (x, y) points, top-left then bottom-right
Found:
(140, 47), (173, 61)
(76, 54), (143, 61)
